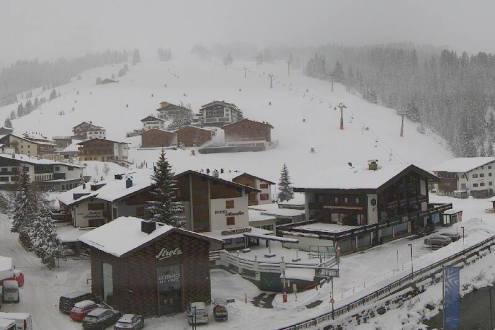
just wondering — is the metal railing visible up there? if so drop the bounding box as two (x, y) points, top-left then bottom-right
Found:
(277, 234), (495, 330)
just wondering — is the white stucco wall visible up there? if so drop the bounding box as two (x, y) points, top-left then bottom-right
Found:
(457, 162), (495, 192)
(209, 196), (249, 231)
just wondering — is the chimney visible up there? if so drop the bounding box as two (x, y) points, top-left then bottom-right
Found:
(368, 160), (378, 171)
(126, 177), (133, 188)
(141, 220), (156, 234)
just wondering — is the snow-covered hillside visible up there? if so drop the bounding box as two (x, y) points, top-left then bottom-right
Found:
(0, 56), (453, 182)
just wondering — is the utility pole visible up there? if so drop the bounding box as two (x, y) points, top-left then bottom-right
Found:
(330, 75), (334, 92)
(408, 243), (413, 277)
(490, 286), (493, 330)
(268, 74), (274, 88)
(399, 109), (407, 137)
(243, 66), (247, 79)
(335, 102), (347, 130)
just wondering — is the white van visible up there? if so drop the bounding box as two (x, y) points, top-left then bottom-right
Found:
(187, 302), (209, 325)
(0, 313), (32, 330)
(2, 280), (19, 303)
(0, 319), (15, 330)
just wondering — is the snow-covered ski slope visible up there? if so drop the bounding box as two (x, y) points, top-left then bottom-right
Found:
(1, 56), (452, 181)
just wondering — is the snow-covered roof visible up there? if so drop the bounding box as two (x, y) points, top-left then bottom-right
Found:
(293, 222), (361, 234)
(141, 115), (164, 122)
(294, 163), (437, 191)
(283, 268), (314, 282)
(432, 157), (495, 173)
(79, 217), (174, 257)
(249, 203), (305, 217)
(0, 256), (12, 272)
(202, 227), (272, 240)
(79, 217), (216, 257)
(58, 173), (153, 206)
(248, 209), (277, 223)
(77, 138), (127, 145)
(443, 209), (462, 215)
(0, 153), (84, 168)
(175, 170), (260, 192)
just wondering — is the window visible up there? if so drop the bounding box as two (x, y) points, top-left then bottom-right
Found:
(344, 197), (348, 203)
(226, 217), (235, 226)
(355, 197), (360, 203)
(490, 173), (492, 177)
(0, 177), (8, 182)
(473, 183), (479, 187)
(473, 174), (478, 178)
(260, 193), (269, 201)
(54, 166), (60, 171)
(23, 167), (29, 172)
(489, 166), (492, 169)
(259, 183), (269, 189)
(490, 182), (493, 186)
(334, 197), (338, 203)
(480, 173), (485, 177)
(226, 200), (235, 209)
(480, 182), (485, 186)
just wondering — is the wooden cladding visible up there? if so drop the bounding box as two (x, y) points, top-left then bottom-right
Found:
(89, 231), (211, 317)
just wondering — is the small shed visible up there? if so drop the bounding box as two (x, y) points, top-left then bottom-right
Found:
(442, 209), (463, 226)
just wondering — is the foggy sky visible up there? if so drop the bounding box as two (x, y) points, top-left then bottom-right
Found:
(2, 0), (495, 63)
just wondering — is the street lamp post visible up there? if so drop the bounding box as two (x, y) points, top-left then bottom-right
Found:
(461, 226), (465, 245)
(408, 243), (413, 277)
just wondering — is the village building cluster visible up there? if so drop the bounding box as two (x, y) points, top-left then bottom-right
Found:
(140, 101), (274, 152)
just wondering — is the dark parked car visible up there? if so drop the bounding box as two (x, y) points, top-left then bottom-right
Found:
(440, 232), (461, 241)
(213, 304), (228, 321)
(424, 235), (452, 249)
(59, 291), (96, 314)
(114, 314), (144, 330)
(83, 308), (121, 330)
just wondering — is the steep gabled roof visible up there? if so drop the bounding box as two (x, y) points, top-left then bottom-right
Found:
(222, 118), (274, 129)
(294, 163), (438, 193)
(175, 170), (260, 192)
(79, 217), (220, 258)
(200, 100), (239, 110)
(431, 157), (495, 173)
(141, 115), (164, 123)
(77, 138), (128, 145)
(232, 172), (276, 185)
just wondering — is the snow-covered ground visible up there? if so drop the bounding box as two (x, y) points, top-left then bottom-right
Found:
(1, 56), (452, 182)
(0, 57), (471, 329)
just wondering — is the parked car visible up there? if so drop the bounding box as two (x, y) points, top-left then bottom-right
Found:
(213, 304), (228, 321)
(424, 235), (452, 249)
(2, 280), (19, 303)
(82, 307), (121, 330)
(440, 232), (461, 242)
(70, 300), (99, 322)
(187, 302), (209, 325)
(59, 291), (96, 314)
(0, 319), (15, 330)
(114, 314), (144, 330)
(0, 313), (33, 330)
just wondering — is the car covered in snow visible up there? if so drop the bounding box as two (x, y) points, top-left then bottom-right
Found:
(439, 232), (461, 242)
(1, 280), (19, 303)
(114, 314), (144, 330)
(424, 235), (452, 249)
(0, 313), (33, 330)
(70, 300), (99, 322)
(59, 291), (97, 314)
(0, 319), (15, 330)
(82, 307), (121, 330)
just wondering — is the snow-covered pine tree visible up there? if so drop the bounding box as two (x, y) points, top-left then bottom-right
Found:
(146, 150), (184, 227)
(11, 169), (37, 235)
(28, 196), (61, 269)
(4, 118), (12, 128)
(49, 89), (57, 100)
(278, 164), (294, 202)
(488, 143), (494, 157)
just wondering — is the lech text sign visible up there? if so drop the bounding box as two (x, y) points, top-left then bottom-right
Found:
(156, 247), (182, 261)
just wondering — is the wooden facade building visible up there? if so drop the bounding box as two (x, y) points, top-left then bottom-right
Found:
(223, 119), (273, 144)
(176, 126), (214, 147)
(77, 139), (128, 163)
(141, 129), (176, 148)
(232, 172), (274, 205)
(80, 217), (218, 316)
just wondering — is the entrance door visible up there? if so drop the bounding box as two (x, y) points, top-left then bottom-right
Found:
(157, 264), (182, 315)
